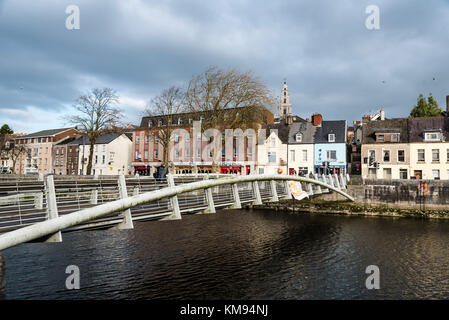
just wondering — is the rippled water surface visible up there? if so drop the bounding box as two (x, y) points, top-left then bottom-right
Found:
(3, 210), (449, 299)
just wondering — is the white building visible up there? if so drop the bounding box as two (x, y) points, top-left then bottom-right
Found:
(75, 133), (133, 176)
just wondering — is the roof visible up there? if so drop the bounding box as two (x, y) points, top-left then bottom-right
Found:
(288, 121), (317, 144)
(362, 118), (409, 144)
(263, 120), (290, 144)
(67, 133), (123, 145)
(313, 120), (347, 144)
(409, 116), (449, 143)
(19, 128), (74, 139)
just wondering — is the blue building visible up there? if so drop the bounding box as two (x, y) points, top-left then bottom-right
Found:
(313, 119), (347, 175)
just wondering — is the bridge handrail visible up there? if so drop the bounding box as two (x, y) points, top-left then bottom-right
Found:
(0, 174), (353, 251)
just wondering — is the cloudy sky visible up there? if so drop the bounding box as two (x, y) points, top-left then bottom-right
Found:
(1, 0), (449, 133)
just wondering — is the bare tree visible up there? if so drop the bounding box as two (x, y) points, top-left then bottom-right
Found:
(66, 88), (122, 175)
(144, 86), (186, 166)
(184, 66), (275, 130)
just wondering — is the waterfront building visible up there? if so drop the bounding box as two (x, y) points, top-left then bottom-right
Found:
(74, 133), (133, 176)
(133, 108), (274, 176)
(53, 137), (78, 175)
(313, 115), (348, 175)
(14, 128), (78, 174)
(361, 117), (410, 179)
(408, 116), (449, 180)
(287, 120), (315, 176)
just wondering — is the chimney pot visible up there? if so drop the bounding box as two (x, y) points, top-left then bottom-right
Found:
(311, 113), (322, 126)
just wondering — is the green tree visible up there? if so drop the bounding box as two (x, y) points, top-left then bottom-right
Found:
(0, 124), (13, 134)
(410, 93), (442, 117)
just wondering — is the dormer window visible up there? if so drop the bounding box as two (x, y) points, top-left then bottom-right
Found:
(424, 132), (442, 142)
(391, 133), (399, 142)
(328, 134), (335, 142)
(178, 118), (182, 125)
(377, 134), (384, 142)
(295, 133), (302, 142)
(148, 120), (152, 127)
(158, 120), (162, 126)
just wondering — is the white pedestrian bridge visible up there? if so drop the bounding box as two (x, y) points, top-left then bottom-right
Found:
(0, 173), (353, 251)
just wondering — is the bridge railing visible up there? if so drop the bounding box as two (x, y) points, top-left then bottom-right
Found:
(0, 173), (351, 244)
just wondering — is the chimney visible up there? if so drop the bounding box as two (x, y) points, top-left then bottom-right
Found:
(311, 113), (322, 126)
(380, 108), (385, 120)
(446, 95), (449, 113)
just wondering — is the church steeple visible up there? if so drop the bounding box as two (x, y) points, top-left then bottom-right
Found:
(278, 80), (292, 120)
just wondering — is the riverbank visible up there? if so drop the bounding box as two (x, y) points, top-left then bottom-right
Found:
(251, 198), (449, 219)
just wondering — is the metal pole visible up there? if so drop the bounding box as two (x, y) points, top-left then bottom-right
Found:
(114, 175), (134, 229)
(166, 174), (182, 220)
(231, 183), (242, 209)
(202, 176), (215, 214)
(44, 175), (62, 242)
(270, 180), (279, 202)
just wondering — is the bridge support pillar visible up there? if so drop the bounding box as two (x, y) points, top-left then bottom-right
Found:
(166, 174), (182, 220)
(327, 174), (334, 188)
(44, 175), (62, 243)
(0, 252), (4, 300)
(339, 173), (346, 189)
(319, 175), (329, 193)
(252, 181), (262, 205)
(282, 181), (292, 199)
(113, 175), (134, 229)
(270, 180), (279, 202)
(333, 174), (341, 190)
(133, 187), (140, 196)
(202, 176), (215, 214)
(231, 183), (242, 209)
(313, 174), (322, 194)
(307, 182), (314, 196)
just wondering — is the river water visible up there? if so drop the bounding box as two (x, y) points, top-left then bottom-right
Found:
(2, 209), (449, 299)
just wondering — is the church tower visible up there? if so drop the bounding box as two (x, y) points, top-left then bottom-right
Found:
(278, 80), (292, 120)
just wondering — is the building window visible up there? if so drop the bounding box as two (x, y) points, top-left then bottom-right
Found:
(102, 155), (105, 164)
(95, 155), (98, 164)
(432, 149), (440, 162)
(447, 149), (449, 162)
(377, 134), (384, 142)
(383, 150), (390, 162)
(136, 135), (140, 144)
(197, 148), (201, 157)
(399, 169), (408, 179)
(158, 120), (162, 126)
(197, 132), (201, 141)
(175, 149), (179, 159)
(270, 136), (276, 147)
(259, 168), (264, 174)
(432, 169), (440, 180)
(326, 150), (337, 161)
(328, 134), (335, 142)
(391, 134), (400, 142)
(302, 150), (307, 161)
(144, 150), (148, 159)
(425, 132), (442, 142)
(295, 133), (302, 142)
(398, 150), (405, 162)
(148, 120), (152, 127)
(417, 149), (425, 162)
(268, 152), (276, 163)
(175, 134), (179, 142)
(154, 150), (158, 159)
(290, 150), (295, 162)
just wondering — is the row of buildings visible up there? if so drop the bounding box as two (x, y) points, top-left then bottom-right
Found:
(4, 82), (449, 180)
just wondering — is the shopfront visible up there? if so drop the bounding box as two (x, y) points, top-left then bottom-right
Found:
(175, 166), (193, 174)
(134, 165), (151, 176)
(220, 165), (242, 174)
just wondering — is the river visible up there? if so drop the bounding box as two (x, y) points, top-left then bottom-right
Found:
(2, 209), (449, 299)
